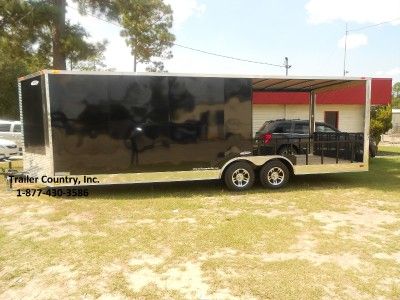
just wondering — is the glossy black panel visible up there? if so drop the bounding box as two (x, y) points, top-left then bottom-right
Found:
(21, 75), (46, 154)
(49, 74), (252, 175)
(168, 77), (225, 169)
(107, 76), (170, 171)
(223, 78), (253, 156)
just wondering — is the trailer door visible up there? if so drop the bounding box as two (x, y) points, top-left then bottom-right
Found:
(20, 75), (50, 176)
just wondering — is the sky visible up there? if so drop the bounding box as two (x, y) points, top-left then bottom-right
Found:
(67, 0), (400, 83)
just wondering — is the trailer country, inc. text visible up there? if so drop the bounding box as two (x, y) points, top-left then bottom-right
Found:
(8, 175), (99, 185)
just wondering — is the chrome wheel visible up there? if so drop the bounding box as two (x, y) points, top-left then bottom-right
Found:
(260, 160), (290, 189)
(267, 167), (285, 186)
(224, 162), (255, 191)
(232, 168), (250, 188)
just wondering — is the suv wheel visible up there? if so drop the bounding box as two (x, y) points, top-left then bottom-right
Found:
(278, 145), (298, 155)
(259, 160), (289, 189)
(224, 161), (255, 191)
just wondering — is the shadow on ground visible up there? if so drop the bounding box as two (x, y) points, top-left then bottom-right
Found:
(48, 157), (400, 200)
(377, 150), (400, 156)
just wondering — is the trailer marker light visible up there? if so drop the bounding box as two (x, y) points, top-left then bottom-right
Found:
(262, 133), (272, 144)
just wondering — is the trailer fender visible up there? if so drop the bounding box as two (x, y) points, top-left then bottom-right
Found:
(219, 156), (294, 179)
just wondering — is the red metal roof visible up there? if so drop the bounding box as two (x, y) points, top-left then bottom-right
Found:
(253, 78), (392, 105)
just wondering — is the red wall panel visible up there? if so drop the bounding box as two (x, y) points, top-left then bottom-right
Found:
(252, 91), (309, 104)
(253, 78), (392, 105)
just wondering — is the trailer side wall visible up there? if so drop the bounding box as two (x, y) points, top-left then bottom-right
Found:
(48, 74), (252, 175)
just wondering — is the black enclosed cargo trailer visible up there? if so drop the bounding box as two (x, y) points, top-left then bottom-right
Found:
(18, 70), (372, 191)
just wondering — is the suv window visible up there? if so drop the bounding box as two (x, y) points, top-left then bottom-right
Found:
(272, 122), (292, 133)
(0, 124), (11, 132)
(13, 124), (21, 132)
(258, 121), (273, 133)
(316, 124), (336, 133)
(294, 123), (309, 134)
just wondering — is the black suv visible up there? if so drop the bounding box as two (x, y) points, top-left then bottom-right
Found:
(254, 119), (377, 157)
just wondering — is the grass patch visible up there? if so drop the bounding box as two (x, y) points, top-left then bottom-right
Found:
(0, 156), (400, 298)
(378, 145), (400, 156)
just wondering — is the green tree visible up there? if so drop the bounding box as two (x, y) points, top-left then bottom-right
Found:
(0, 50), (34, 118)
(73, 0), (175, 70)
(116, 0), (175, 70)
(145, 61), (167, 72)
(0, 0), (175, 118)
(68, 0), (175, 70)
(393, 82), (400, 108)
(0, 33), (49, 118)
(64, 24), (108, 70)
(370, 105), (392, 145)
(0, 0), (175, 70)
(0, 0), (107, 118)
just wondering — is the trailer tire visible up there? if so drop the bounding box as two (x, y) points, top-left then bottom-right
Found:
(259, 160), (289, 189)
(224, 161), (255, 191)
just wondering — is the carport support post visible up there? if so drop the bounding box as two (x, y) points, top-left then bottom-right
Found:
(309, 91), (316, 153)
(364, 79), (372, 165)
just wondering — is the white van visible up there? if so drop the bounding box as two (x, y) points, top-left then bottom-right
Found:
(0, 120), (22, 153)
(0, 138), (18, 160)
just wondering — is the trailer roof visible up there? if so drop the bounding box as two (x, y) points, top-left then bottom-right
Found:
(250, 78), (365, 93)
(19, 70), (374, 93)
